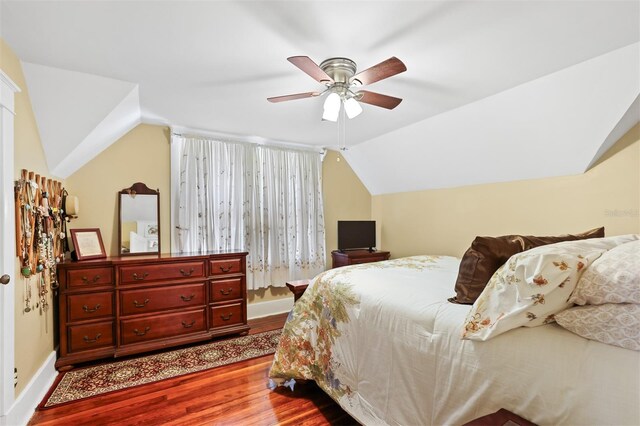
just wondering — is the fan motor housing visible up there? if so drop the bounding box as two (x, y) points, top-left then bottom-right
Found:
(320, 57), (357, 84)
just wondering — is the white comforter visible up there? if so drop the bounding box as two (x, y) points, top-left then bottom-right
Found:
(269, 256), (640, 425)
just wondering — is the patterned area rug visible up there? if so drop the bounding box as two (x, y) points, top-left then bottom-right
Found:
(42, 329), (282, 408)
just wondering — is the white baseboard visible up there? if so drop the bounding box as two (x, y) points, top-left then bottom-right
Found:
(2, 351), (57, 426)
(248, 296), (294, 319)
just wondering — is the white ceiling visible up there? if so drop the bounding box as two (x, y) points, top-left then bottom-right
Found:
(1, 1), (639, 192)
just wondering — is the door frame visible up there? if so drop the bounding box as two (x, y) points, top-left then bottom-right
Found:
(0, 69), (20, 417)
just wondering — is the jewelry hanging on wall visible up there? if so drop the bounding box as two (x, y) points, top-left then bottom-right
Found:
(24, 276), (32, 313)
(15, 173), (33, 276)
(39, 273), (48, 312)
(47, 231), (58, 293)
(29, 175), (40, 275)
(35, 215), (45, 310)
(14, 169), (66, 312)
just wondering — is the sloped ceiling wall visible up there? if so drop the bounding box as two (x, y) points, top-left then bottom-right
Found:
(345, 43), (640, 195)
(21, 62), (141, 178)
(3, 1), (638, 186)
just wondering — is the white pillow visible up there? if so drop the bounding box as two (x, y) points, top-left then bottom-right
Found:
(555, 303), (640, 351)
(570, 240), (640, 305)
(462, 235), (638, 341)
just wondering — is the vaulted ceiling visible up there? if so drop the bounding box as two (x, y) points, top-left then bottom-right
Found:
(1, 1), (638, 194)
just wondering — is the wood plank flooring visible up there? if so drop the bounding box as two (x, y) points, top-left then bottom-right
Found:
(29, 314), (356, 426)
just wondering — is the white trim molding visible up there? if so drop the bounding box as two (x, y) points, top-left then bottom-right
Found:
(1, 352), (57, 426)
(247, 297), (294, 320)
(0, 69), (20, 421)
(0, 70), (21, 104)
(169, 125), (325, 154)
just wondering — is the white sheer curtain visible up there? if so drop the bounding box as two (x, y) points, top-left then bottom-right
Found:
(172, 135), (326, 290)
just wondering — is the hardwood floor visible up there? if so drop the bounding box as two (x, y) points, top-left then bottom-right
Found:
(29, 314), (356, 426)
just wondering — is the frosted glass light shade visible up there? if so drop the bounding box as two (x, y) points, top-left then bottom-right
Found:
(344, 97), (363, 119)
(322, 92), (341, 122)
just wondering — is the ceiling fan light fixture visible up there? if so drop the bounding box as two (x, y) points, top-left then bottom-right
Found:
(344, 97), (363, 119)
(322, 92), (341, 122)
(269, 56), (406, 119)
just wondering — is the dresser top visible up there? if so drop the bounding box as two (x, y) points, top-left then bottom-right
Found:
(59, 249), (248, 268)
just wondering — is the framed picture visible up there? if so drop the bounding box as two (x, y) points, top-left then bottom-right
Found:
(70, 228), (107, 261)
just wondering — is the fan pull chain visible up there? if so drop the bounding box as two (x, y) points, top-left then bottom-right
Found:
(339, 106), (347, 152)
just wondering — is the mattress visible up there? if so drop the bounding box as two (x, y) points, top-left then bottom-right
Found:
(269, 256), (640, 425)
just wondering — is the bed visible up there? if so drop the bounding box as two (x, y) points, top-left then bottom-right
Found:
(269, 247), (640, 425)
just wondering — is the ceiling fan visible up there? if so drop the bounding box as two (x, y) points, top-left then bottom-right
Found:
(268, 56), (407, 121)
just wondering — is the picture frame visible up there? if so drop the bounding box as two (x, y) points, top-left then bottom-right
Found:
(70, 228), (107, 261)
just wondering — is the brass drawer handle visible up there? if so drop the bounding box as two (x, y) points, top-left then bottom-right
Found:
(81, 275), (101, 284)
(133, 298), (150, 308)
(182, 320), (196, 329)
(132, 272), (149, 281)
(82, 303), (101, 313)
(180, 294), (195, 302)
(220, 313), (233, 321)
(133, 327), (150, 336)
(180, 268), (195, 277)
(219, 265), (233, 273)
(219, 288), (234, 296)
(83, 333), (102, 343)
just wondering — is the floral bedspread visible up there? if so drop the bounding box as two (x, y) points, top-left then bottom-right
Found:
(268, 254), (640, 426)
(269, 265), (360, 400)
(269, 255), (455, 420)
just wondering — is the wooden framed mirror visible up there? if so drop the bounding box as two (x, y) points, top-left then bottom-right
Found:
(118, 182), (160, 256)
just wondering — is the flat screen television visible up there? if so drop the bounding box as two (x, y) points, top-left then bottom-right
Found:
(337, 220), (376, 251)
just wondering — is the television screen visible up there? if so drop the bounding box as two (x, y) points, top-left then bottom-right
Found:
(338, 221), (376, 251)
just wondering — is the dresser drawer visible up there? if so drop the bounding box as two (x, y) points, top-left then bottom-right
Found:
(68, 321), (115, 353)
(68, 291), (114, 322)
(210, 278), (243, 303)
(210, 303), (244, 328)
(119, 261), (205, 284)
(209, 257), (243, 276)
(67, 267), (113, 288)
(120, 283), (205, 315)
(120, 308), (206, 345)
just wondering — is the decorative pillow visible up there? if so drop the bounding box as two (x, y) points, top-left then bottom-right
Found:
(555, 303), (640, 351)
(461, 235), (637, 341)
(449, 227), (605, 305)
(570, 240), (640, 305)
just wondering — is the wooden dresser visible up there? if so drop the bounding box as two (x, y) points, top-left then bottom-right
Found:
(55, 251), (249, 370)
(331, 250), (391, 268)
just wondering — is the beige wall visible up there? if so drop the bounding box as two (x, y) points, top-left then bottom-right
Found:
(322, 150), (372, 266)
(67, 130), (372, 304)
(372, 124), (640, 259)
(65, 124), (171, 256)
(2, 38), (57, 396)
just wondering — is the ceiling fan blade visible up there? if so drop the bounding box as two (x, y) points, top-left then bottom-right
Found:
(356, 90), (402, 110)
(287, 56), (334, 84)
(351, 57), (407, 86)
(267, 91), (321, 103)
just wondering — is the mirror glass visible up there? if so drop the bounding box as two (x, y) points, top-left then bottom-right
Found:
(118, 183), (160, 255)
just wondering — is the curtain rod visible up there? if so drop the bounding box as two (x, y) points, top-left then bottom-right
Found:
(170, 125), (325, 155)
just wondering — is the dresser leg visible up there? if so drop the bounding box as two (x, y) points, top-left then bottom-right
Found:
(57, 365), (74, 372)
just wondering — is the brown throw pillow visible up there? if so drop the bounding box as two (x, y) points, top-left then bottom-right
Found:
(448, 227), (605, 305)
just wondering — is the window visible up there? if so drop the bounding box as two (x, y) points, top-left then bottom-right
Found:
(171, 135), (326, 290)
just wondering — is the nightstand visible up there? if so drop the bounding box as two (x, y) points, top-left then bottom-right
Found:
(331, 250), (390, 268)
(286, 279), (310, 302)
